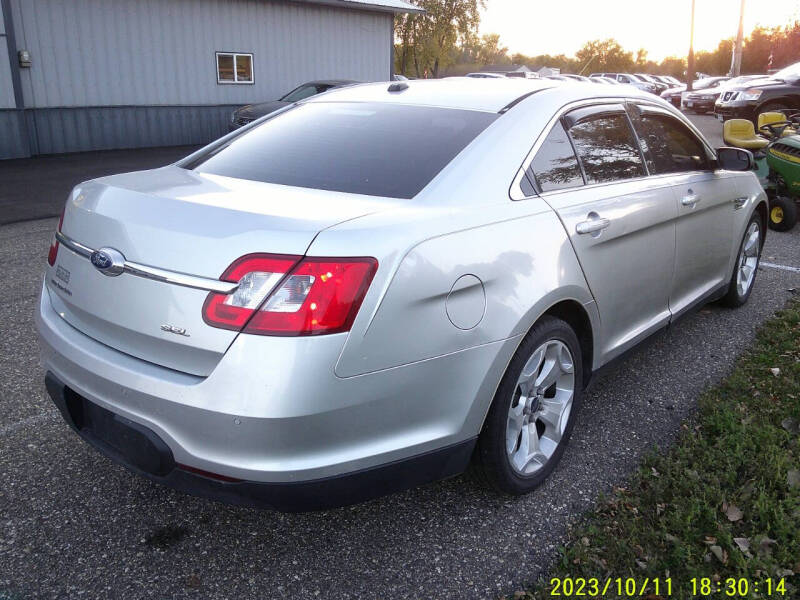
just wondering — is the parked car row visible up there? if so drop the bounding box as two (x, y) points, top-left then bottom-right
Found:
(230, 61), (800, 136)
(589, 73), (680, 94)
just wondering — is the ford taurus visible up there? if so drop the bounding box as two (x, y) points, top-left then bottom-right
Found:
(37, 79), (766, 511)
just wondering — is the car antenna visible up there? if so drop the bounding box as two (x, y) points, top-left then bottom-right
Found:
(387, 82), (409, 93)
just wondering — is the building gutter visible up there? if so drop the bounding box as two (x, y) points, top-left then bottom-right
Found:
(1, 0), (24, 109)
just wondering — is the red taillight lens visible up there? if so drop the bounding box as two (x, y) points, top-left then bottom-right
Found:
(202, 254), (378, 336)
(47, 209), (66, 266)
(202, 254), (301, 331)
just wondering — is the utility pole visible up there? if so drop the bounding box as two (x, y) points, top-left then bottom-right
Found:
(732, 0), (746, 76)
(687, 0), (696, 91)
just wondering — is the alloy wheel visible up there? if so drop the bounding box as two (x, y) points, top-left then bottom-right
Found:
(736, 221), (760, 297)
(505, 340), (575, 475)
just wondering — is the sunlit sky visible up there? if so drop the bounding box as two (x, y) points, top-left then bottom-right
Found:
(479, 0), (800, 62)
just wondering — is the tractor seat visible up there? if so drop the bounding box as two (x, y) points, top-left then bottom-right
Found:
(723, 119), (769, 149)
(757, 111), (797, 137)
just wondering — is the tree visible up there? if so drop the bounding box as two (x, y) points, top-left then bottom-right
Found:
(394, 0), (484, 78)
(575, 39), (634, 73)
(659, 56), (687, 79)
(511, 52), (579, 74)
(463, 33), (510, 66)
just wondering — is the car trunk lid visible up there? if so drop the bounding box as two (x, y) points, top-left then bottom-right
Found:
(45, 166), (390, 376)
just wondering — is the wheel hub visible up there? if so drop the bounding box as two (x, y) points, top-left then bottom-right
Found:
(505, 339), (575, 476)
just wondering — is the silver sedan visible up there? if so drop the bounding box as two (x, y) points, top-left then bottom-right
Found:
(37, 79), (766, 510)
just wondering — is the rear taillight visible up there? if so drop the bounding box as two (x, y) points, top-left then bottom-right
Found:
(203, 254), (377, 336)
(47, 209), (66, 266)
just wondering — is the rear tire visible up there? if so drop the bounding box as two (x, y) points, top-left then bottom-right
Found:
(722, 214), (762, 307)
(474, 316), (583, 494)
(768, 196), (797, 232)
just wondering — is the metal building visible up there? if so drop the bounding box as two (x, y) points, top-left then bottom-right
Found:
(0, 0), (420, 159)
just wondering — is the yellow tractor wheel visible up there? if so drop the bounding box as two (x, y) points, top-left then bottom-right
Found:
(768, 197), (797, 232)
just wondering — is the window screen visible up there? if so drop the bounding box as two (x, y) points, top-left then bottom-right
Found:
(527, 121), (584, 192)
(631, 110), (710, 174)
(188, 102), (497, 199)
(568, 112), (645, 184)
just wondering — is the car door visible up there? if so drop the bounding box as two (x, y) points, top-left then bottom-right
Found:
(529, 104), (677, 363)
(627, 104), (737, 317)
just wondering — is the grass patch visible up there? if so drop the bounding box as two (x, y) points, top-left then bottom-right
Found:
(520, 301), (800, 599)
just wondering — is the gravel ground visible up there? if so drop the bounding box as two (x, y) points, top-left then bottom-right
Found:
(1, 116), (799, 599)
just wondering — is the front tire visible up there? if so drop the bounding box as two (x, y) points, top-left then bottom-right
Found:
(768, 196), (797, 232)
(474, 316), (583, 494)
(722, 215), (762, 307)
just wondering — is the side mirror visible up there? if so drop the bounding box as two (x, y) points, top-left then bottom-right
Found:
(716, 146), (755, 171)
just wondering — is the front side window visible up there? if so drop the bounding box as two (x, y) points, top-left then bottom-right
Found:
(187, 102), (497, 199)
(631, 108), (710, 174)
(567, 112), (646, 184)
(217, 52), (253, 84)
(527, 121), (584, 192)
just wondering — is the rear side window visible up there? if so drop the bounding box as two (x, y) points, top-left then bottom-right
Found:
(567, 112), (646, 184)
(630, 109), (710, 174)
(527, 121), (584, 192)
(188, 102), (497, 199)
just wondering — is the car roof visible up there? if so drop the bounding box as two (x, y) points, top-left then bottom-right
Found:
(306, 78), (658, 113)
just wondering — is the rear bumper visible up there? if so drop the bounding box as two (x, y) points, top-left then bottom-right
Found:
(36, 280), (515, 505)
(682, 99), (715, 112)
(714, 102), (756, 122)
(44, 372), (475, 511)
(662, 95), (681, 108)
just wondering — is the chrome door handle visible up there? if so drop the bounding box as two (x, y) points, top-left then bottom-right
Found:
(681, 193), (701, 207)
(576, 216), (611, 235)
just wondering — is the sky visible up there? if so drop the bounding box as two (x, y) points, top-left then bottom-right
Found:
(479, 0), (800, 62)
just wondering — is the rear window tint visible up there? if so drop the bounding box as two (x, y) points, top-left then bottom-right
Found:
(188, 102), (497, 199)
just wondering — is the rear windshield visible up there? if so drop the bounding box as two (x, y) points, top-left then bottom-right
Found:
(187, 102), (497, 199)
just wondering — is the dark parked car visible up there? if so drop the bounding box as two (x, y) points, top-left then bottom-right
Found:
(230, 80), (357, 129)
(660, 76), (729, 107)
(714, 61), (800, 124)
(682, 75), (767, 114)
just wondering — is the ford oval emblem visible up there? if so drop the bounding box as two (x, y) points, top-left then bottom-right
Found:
(90, 247), (125, 277)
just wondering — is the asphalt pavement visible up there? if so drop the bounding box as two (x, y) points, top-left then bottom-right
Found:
(1, 116), (799, 600)
(0, 145), (199, 225)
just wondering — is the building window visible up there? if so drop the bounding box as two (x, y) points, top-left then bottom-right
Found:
(216, 52), (253, 84)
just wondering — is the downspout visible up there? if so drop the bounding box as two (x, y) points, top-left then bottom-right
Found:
(389, 14), (395, 78)
(1, 0), (30, 155)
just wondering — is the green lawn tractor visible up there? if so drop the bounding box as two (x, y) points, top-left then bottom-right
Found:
(723, 111), (800, 231)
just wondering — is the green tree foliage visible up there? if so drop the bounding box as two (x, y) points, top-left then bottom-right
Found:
(574, 38), (634, 73)
(463, 33), (510, 66)
(510, 53), (578, 74)
(394, 0), (484, 78)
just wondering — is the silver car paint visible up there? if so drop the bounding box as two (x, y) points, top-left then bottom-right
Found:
(37, 80), (766, 483)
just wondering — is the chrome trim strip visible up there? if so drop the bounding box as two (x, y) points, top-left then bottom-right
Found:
(55, 231), (238, 294)
(56, 231), (93, 259)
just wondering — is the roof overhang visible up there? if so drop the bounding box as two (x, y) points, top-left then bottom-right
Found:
(290, 0), (424, 14)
